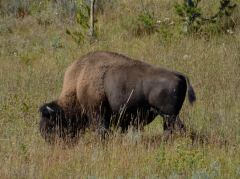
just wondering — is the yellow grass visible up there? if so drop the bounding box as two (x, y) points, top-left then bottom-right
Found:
(0, 0), (240, 178)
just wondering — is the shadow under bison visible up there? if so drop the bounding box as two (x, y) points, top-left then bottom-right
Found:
(39, 51), (196, 143)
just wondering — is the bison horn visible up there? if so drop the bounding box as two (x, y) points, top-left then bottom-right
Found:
(46, 106), (54, 113)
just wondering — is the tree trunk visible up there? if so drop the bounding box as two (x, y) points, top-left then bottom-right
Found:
(89, 0), (95, 40)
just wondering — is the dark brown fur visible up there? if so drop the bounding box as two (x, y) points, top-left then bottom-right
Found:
(39, 51), (196, 143)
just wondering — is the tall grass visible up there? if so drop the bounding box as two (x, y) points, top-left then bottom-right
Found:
(0, 0), (240, 178)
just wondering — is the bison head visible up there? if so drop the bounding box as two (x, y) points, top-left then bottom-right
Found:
(39, 101), (67, 143)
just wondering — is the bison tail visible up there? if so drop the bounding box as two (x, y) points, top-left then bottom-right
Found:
(187, 84), (196, 104)
(185, 76), (196, 105)
(174, 72), (196, 105)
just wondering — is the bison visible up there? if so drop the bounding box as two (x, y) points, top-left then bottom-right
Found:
(39, 51), (196, 143)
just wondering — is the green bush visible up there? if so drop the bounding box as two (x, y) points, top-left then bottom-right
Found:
(134, 11), (158, 36)
(66, 1), (90, 45)
(174, 0), (237, 35)
(121, 5), (158, 37)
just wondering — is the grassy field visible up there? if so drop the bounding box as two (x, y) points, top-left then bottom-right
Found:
(0, 0), (240, 178)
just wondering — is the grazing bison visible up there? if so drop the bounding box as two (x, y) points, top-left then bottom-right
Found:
(39, 51), (196, 143)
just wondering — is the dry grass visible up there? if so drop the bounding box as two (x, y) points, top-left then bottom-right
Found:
(0, 0), (240, 178)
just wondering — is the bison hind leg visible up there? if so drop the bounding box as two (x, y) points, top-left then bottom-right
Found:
(162, 114), (186, 141)
(174, 116), (186, 134)
(162, 115), (175, 141)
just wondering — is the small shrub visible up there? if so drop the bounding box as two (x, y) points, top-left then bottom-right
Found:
(174, 0), (237, 35)
(174, 0), (202, 33)
(66, 1), (90, 45)
(134, 11), (158, 36)
(120, 1), (159, 37)
(76, 1), (90, 29)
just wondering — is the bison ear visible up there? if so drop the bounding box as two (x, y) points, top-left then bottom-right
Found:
(39, 105), (55, 118)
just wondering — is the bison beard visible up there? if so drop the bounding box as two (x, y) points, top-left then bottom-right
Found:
(39, 51), (196, 143)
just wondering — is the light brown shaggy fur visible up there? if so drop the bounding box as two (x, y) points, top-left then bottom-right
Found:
(57, 51), (141, 115)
